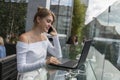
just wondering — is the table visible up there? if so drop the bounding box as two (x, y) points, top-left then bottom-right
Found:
(46, 64), (87, 80)
(36, 59), (95, 80)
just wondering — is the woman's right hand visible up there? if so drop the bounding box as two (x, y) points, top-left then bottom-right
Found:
(49, 26), (57, 36)
(46, 56), (61, 65)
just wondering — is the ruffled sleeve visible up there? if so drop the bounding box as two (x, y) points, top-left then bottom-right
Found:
(16, 41), (46, 73)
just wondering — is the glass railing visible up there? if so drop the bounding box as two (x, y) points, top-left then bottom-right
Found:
(87, 44), (120, 80)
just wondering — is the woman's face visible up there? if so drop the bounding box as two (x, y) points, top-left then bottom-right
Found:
(38, 15), (53, 33)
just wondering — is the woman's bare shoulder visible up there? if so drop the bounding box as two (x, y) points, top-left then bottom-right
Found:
(19, 33), (29, 43)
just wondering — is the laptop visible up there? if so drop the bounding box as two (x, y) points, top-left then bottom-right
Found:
(49, 39), (92, 69)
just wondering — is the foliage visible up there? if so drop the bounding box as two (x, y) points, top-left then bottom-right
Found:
(69, 44), (83, 59)
(0, 1), (27, 43)
(71, 0), (86, 42)
(69, 0), (87, 59)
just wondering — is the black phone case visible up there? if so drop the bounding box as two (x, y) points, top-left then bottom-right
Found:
(48, 27), (53, 33)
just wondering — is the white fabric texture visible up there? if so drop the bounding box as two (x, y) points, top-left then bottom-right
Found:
(16, 35), (62, 80)
(17, 68), (47, 80)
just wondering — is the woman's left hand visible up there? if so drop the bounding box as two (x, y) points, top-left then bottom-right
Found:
(46, 56), (61, 65)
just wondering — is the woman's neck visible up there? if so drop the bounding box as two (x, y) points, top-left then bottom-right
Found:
(32, 26), (44, 35)
(29, 28), (46, 42)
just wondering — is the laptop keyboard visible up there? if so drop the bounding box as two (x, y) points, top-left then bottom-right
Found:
(60, 60), (78, 67)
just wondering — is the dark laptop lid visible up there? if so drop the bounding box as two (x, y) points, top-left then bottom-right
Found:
(76, 39), (92, 68)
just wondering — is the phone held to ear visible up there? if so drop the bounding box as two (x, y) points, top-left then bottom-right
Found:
(48, 27), (53, 34)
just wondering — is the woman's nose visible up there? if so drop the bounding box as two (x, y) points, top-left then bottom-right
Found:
(49, 24), (52, 27)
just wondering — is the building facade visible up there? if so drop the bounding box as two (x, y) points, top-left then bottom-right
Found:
(50, 0), (74, 46)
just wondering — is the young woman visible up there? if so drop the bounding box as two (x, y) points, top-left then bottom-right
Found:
(16, 6), (62, 80)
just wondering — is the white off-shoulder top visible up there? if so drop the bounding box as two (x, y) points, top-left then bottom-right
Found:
(16, 36), (62, 73)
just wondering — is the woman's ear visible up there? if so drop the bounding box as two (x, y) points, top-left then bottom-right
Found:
(36, 16), (41, 24)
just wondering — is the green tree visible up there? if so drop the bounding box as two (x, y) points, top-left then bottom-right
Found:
(71, 0), (86, 42)
(69, 0), (87, 59)
(0, 1), (27, 43)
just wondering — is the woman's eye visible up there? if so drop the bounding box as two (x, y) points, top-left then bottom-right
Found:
(47, 20), (53, 25)
(47, 20), (51, 23)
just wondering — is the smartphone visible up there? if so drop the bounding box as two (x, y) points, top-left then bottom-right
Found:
(48, 27), (53, 34)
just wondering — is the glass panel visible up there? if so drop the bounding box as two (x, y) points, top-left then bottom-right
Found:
(50, 5), (59, 15)
(87, 44), (105, 80)
(51, 0), (59, 5)
(92, 1), (120, 70)
(57, 16), (71, 34)
(59, 0), (73, 6)
(50, 0), (73, 34)
(50, 0), (73, 47)
(86, 1), (120, 80)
